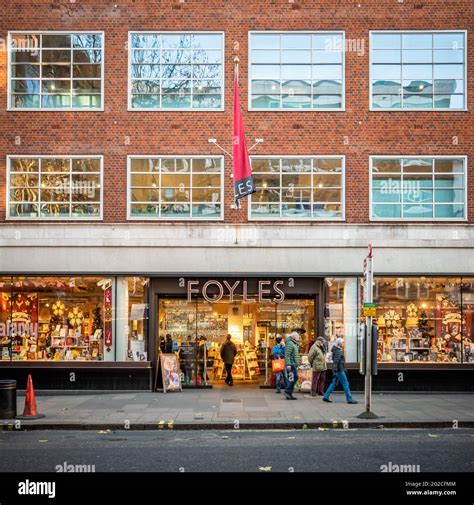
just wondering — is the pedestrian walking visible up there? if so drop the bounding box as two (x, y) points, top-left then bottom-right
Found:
(323, 337), (358, 404)
(308, 336), (327, 396)
(272, 336), (288, 393)
(284, 331), (301, 400)
(220, 334), (237, 386)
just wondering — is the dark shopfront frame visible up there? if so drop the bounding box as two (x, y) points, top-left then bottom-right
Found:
(150, 276), (474, 393)
(1, 275), (472, 392)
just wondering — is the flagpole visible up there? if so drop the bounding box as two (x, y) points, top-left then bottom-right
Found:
(233, 56), (241, 210)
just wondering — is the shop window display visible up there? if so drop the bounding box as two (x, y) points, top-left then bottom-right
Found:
(373, 277), (472, 363)
(123, 277), (149, 362)
(0, 276), (112, 361)
(324, 278), (360, 362)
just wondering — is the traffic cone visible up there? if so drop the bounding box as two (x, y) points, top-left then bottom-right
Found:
(16, 374), (45, 420)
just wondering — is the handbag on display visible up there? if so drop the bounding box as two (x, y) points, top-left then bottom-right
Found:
(272, 358), (285, 372)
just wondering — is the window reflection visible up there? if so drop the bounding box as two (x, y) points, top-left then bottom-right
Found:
(9, 32), (103, 110)
(250, 32), (344, 110)
(371, 31), (465, 110)
(130, 32), (223, 110)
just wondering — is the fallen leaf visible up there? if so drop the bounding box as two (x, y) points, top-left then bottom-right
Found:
(287, 436), (296, 439)
(428, 433), (439, 438)
(38, 440), (48, 443)
(318, 427), (328, 431)
(259, 466), (272, 472)
(97, 430), (110, 435)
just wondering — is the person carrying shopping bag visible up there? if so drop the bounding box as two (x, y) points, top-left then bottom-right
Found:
(323, 337), (358, 404)
(308, 336), (327, 396)
(272, 336), (288, 393)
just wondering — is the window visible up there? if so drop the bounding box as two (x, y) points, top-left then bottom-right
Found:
(370, 156), (466, 220)
(7, 156), (103, 220)
(249, 32), (344, 110)
(373, 277), (472, 364)
(8, 32), (104, 110)
(249, 156), (344, 220)
(128, 156), (223, 219)
(0, 276), (113, 362)
(370, 31), (466, 110)
(129, 32), (224, 110)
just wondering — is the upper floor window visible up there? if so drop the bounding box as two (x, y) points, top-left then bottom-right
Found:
(8, 32), (104, 110)
(7, 156), (103, 220)
(249, 156), (345, 220)
(128, 156), (223, 219)
(249, 32), (345, 110)
(370, 31), (466, 110)
(370, 156), (467, 220)
(129, 32), (224, 110)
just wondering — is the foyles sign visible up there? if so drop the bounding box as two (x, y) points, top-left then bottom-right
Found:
(186, 279), (290, 303)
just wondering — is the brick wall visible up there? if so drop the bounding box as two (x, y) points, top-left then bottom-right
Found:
(0, 0), (472, 225)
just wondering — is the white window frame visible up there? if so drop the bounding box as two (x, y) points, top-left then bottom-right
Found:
(6, 154), (104, 221)
(369, 30), (468, 112)
(369, 155), (468, 222)
(248, 30), (346, 112)
(247, 155), (345, 221)
(128, 31), (225, 112)
(127, 155), (225, 221)
(7, 31), (105, 112)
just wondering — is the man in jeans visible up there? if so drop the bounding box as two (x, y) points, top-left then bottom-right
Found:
(323, 337), (358, 404)
(220, 334), (237, 386)
(284, 331), (301, 400)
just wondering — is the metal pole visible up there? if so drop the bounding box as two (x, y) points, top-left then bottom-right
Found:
(203, 343), (207, 386)
(364, 254), (373, 415)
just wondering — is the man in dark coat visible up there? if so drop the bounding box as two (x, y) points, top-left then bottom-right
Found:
(220, 334), (237, 386)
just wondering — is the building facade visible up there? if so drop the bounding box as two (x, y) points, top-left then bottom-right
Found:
(0, 0), (472, 391)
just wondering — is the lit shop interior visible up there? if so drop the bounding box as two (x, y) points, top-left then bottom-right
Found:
(158, 297), (316, 386)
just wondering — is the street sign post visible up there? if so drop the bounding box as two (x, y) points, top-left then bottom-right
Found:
(357, 244), (379, 419)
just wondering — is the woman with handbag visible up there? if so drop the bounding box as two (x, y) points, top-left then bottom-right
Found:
(271, 336), (287, 393)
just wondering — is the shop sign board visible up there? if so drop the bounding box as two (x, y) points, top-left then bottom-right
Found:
(363, 303), (376, 317)
(186, 279), (285, 303)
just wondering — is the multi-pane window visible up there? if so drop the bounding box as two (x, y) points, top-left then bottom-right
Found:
(370, 31), (466, 110)
(8, 156), (103, 219)
(8, 32), (104, 110)
(249, 157), (344, 219)
(129, 32), (224, 110)
(128, 157), (223, 219)
(371, 157), (466, 220)
(249, 32), (344, 110)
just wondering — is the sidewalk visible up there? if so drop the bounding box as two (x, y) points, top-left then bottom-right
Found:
(2, 385), (473, 430)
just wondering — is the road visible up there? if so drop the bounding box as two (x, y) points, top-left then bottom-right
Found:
(1, 429), (473, 472)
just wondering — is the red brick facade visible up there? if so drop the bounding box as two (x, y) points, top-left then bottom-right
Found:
(0, 0), (472, 224)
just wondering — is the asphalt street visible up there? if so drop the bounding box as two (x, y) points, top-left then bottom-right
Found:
(1, 429), (473, 473)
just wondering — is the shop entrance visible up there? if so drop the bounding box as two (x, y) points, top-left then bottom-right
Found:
(157, 296), (316, 388)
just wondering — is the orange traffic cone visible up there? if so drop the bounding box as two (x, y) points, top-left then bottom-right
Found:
(16, 374), (45, 420)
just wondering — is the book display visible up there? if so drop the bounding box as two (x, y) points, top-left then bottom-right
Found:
(0, 277), (109, 362)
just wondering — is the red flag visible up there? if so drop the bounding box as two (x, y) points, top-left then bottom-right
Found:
(233, 65), (255, 207)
